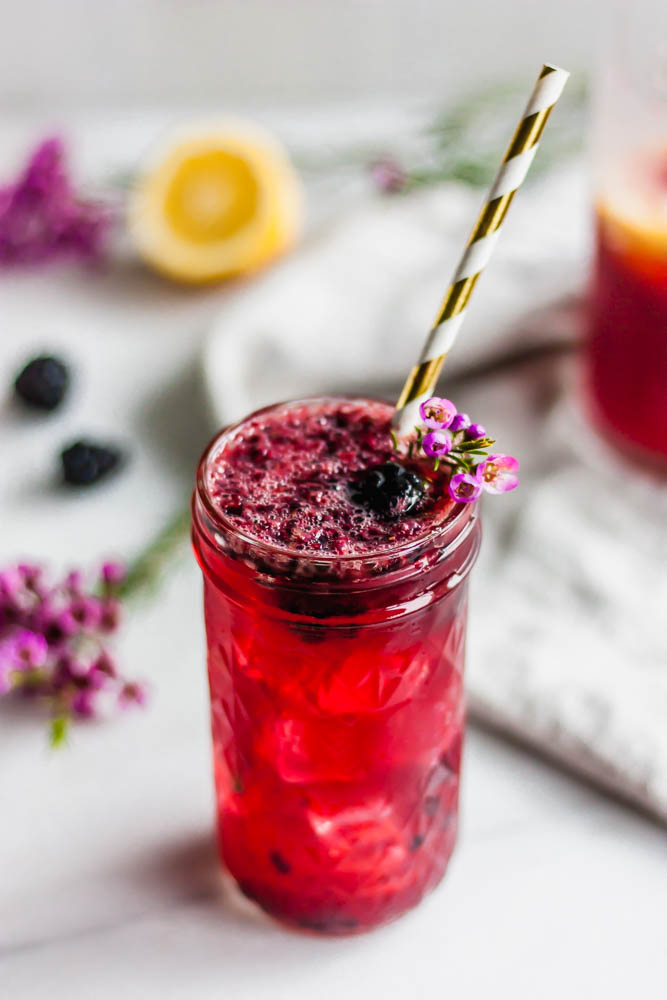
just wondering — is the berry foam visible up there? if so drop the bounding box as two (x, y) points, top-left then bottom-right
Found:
(205, 398), (456, 557)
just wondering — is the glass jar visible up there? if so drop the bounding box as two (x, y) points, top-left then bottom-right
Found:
(585, 0), (667, 464)
(192, 399), (481, 933)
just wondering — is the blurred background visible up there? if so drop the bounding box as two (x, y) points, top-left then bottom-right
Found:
(1, 2), (666, 999)
(2, 0), (593, 106)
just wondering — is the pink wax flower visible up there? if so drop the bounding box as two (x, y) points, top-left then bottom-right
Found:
(12, 629), (49, 669)
(400, 401), (520, 504)
(449, 413), (470, 432)
(465, 422), (486, 441)
(422, 429), (453, 457)
(101, 561), (126, 587)
(99, 598), (122, 633)
(448, 472), (483, 503)
(475, 454), (520, 494)
(419, 397), (457, 430)
(0, 557), (146, 744)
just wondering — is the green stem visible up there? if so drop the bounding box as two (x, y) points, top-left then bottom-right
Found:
(50, 714), (69, 748)
(454, 438), (495, 453)
(116, 507), (191, 602)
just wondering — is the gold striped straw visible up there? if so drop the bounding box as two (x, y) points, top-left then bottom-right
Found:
(394, 63), (570, 433)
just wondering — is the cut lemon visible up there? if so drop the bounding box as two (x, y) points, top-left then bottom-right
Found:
(128, 120), (303, 284)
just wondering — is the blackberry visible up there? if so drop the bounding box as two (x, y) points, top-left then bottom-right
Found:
(350, 461), (424, 518)
(61, 440), (123, 486)
(269, 851), (291, 875)
(14, 355), (70, 411)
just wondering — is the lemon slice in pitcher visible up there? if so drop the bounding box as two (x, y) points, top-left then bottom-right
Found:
(128, 121), (303, 284)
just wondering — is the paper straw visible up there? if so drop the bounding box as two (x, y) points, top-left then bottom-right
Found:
(394, 64), (569, 433)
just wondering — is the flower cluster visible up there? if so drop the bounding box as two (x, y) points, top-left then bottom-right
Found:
(0, 561), (146, 745)
(401, 396), (519, 503)
(0, 137), (111, 266)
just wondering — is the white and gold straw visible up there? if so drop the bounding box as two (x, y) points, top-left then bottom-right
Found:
(394, 63), (569, 433)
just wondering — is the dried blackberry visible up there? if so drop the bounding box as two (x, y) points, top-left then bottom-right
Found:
(61, 440), (123, 486)
(14, 355), (69, 411)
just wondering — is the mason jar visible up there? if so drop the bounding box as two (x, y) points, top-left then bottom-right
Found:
(192, 398), (482, 933)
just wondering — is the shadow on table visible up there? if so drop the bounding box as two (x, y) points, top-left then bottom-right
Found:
(95, 829), (377, 988)
(135, 355), (213, 492)
(113, 828), (378, 951)
(0, 693), (49, 745)
(116, 829), (312, 934)
(117, 830), (223, 906)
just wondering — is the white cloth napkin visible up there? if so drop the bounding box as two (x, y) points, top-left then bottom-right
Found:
(202, 163), (667, 823)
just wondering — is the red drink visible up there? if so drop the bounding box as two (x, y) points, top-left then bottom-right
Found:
(586, 159), (667, 463)
(192, 398), (481, 933)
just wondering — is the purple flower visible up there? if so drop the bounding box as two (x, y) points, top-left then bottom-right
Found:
(101, 561), (125, 587)
(475, 454), (519, 494)
(52, 654), (76, 689)
(64, 570), (84, 595)
(0, 659), (12, 695)
(419, 397), (457, 430)
(0, 137), (112, 268)
(0, 568), (22, 602)
(93, 649), (118, 677)
(0, 559), (146, 739)
(66, 653), (91, 679)
(56, 596), (102, 636)
(448, 472), (483, 504)
(118, 681), (148, 709)
(368, 157), (407, 194)
(12, 629), (48, 670)
(92, 650), (117, 679)
(71, 689), (97, 719)
(423, 429), (453, 458)
(394, 400), (519, 504)
(21, 138), (68, 202)
(0, 637), (18, 693)
(52, 607), (81, 639)
(17, 564), (43, 591)
(98, 598), (122, 633)
(449, 412), (470, 433)
(86, 662), (111, 690)
(0, 629), (47, 692)
(465, 422), (487, 441)
(68, 596), (102, 629)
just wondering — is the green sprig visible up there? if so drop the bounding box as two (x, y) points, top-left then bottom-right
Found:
(49, 715), (69, 748)
(114, 508), (191, 603)
(294, 75), (586, 193)
(391, 426), (496, 478)
(454, 437), (495, 453)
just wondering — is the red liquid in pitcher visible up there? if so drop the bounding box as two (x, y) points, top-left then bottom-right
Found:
(193, 398), (480, 933)
(587, 157), (667, 462)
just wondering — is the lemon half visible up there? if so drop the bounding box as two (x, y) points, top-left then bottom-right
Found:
(128, 121), (303, 284)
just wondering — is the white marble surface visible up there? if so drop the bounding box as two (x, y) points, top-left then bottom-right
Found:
(0, 110), (666, 999)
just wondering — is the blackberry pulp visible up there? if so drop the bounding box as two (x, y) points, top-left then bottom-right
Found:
(192, 398), (481, 932)
(205, 399), (455, 554)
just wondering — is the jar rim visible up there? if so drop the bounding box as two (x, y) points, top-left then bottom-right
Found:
(195, 395), (475, 570)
